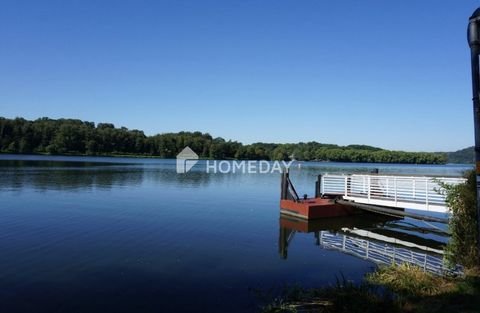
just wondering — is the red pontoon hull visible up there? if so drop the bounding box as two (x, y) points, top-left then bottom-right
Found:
(280, 198), (357, 220)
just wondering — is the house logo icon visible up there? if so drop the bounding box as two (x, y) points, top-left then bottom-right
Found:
(176, 146), (199, 173)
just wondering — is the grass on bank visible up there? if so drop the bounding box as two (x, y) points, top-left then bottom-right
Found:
(367, 264), (480, 313)
(261, 264), (480, 313)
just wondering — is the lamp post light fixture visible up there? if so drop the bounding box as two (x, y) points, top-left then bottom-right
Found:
(467, 7), (480, 256)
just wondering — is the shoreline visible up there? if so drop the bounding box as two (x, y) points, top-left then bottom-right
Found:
(0, 152), (469, 165)
(261, 264), (480, 313)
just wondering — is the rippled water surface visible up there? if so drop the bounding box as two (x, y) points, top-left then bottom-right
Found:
(0, 155), (472, 312)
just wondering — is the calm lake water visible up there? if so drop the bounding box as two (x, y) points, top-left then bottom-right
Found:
(0, 155), (472, 313)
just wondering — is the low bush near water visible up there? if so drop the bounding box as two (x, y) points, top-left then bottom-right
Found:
(260, 264), (480, 313)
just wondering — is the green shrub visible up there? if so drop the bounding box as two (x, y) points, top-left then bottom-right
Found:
(440, 170), (479, 268)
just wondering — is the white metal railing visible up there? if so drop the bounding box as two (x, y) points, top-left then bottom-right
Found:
(319, 231), (462, 275)
(321, 174), (466, 213)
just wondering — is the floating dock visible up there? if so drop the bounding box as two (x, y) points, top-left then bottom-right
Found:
(280, 197), (356, 219)
(280, 171), (465, 222)
(280, 171), (358, 219)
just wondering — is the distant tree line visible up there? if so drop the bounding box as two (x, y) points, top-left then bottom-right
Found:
(0, 117), (447, 164)
(445, 146), (474, 164)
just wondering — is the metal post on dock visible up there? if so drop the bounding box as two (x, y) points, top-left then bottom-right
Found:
(281, 170), (288, 200)
(467, 8), (480, 257)
(315, 174), (322, 198)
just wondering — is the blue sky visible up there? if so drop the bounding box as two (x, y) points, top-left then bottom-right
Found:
(0, 0), (478, 152)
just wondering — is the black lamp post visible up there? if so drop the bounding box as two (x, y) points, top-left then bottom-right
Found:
(467, 7), (480, 256)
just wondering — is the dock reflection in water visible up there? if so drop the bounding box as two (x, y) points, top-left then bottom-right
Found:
(279, 214), (463, 275)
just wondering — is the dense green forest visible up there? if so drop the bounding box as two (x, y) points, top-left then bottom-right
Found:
(445, 146), (474, 164)
(0, 117), (447, 164)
